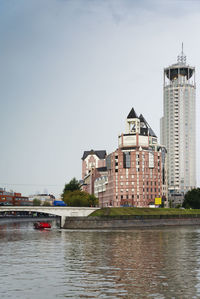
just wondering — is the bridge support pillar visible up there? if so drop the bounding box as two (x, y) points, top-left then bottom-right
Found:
(60, 216), (66, 228)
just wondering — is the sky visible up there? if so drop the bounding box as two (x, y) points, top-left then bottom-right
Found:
(1, 0), (200, 197)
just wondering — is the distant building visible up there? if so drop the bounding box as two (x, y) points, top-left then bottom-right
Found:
(29, 194), (55, 205)
(0, 188), (30, 206)
(82, 108), (168, 207)
(170, 193), (185, 208)
(160, 45), (196, 198)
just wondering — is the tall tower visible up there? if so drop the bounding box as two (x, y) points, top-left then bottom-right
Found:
(160, 44), (196, 196)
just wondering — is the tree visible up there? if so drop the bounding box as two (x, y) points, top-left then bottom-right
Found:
(62, 177), (98, 207)
(33, 198), (41, 206)
(182, 188), (200, 209)
(62, 178), (81, 195)
(63, 190), (98, 207)
(88, 194), (99, 207)
(43, 201), (51, 206)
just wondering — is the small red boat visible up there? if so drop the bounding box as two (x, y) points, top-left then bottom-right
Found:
(34, 222), (51, 229)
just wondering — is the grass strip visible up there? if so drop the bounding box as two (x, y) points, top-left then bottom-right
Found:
(89, 207), (200, 217)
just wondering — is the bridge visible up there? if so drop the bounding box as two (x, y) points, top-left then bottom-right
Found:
(0, 206), (100, 228)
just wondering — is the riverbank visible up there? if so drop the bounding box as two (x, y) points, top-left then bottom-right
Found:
(63, 215), (200, 229)
(63, 207), (200, 229)
(89, 207), (200, 217)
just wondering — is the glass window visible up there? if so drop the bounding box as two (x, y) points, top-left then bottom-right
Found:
(123, 152), (131, 168)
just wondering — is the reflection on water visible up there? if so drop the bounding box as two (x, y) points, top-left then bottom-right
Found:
(0, 220), (200, 298)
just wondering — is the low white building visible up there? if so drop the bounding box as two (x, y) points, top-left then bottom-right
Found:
(29, 194), (55, 205)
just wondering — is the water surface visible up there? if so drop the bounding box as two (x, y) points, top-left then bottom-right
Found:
(0, 219), (200, 298)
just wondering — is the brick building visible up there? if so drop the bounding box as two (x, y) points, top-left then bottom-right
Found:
(0, 188), (30, 206)
(81, 150), (107, 194)
(82, 108), (168, 207)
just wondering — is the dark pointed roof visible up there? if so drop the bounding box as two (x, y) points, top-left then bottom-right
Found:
(82, 150), (107, 160)
(139, 114), (146, 123)
(139, 114), (157, 137)
(127, 108), (138, 119)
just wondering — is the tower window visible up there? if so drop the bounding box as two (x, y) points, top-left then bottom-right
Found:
(123, 152), (131, 168)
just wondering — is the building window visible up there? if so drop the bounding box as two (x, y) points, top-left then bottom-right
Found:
(106, 155), (112, 170)
(123, 152), (131, 168)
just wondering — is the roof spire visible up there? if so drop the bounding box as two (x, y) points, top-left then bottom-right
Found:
(177, 42), (186, 64)
(127, 108), (138, 119)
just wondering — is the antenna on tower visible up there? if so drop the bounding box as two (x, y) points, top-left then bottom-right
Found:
(177, 42), (186, 64)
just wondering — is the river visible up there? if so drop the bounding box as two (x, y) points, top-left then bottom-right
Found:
(0, 218), (200, 298)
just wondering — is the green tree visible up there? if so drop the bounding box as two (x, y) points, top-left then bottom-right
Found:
(182, 188), (200, 209)
(62, 178), (81, 196)
(88, 194), (99, 207)
(43, 201), (51, 206)
(33, 198), (41, 206)
(62, 177), (98, 207)
(63, 190), (98, 207)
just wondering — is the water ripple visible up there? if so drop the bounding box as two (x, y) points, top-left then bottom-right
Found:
(1, 221), (200, 298)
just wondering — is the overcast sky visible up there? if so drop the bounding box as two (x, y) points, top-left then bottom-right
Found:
(1, 0), (200, 197)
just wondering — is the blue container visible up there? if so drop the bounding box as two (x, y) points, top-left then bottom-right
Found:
(53, 200), (67, 206)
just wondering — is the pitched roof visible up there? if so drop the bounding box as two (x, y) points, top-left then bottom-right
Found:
(139, 114), (157, 137)
(139, 114), (146, 123)
(82, 150), (107, 160)
(127, 108), (138, 119)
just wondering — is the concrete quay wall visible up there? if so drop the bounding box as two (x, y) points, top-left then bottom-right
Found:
(63, 215), (200, 229)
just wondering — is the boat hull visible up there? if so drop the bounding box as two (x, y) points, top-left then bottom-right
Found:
(34, 222), (51, 229)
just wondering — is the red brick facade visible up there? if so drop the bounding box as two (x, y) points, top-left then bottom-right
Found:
(0, 189), (29, 206)
(82, 109), (167, 208)
(95, 148), (163, 207)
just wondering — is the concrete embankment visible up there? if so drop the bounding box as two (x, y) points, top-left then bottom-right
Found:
(63, 214), (200, 229)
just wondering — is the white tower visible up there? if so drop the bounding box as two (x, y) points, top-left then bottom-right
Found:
(160, 44), (196, 195)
